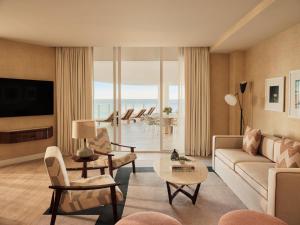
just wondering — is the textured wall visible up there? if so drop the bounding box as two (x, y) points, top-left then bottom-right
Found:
(228, 51), (246, 135)
(210, 53), (230, 137)
(242, 23), (300, 139)
(0, 39), (56, 160)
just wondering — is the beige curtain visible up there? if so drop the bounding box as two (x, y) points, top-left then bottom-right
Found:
(184, 47), (210, 156)
(56, 47), (93, 155)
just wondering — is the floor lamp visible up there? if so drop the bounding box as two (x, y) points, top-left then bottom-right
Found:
(224, 81), (247, 135)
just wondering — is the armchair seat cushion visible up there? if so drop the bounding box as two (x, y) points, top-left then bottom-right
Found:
(215, 148), (271, 170)
(111, 152), (137, 168)
(235, 162), (275, 199)
(89, 152), (137, 169)
(60, 175), (123, 212)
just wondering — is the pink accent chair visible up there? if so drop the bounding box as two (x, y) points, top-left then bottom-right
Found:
(116, 211), (182, 225)
(218, 210), (288, 225)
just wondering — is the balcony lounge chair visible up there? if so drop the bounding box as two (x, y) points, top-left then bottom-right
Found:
(44, 146), (123, 225)
(88, 127), (137, 177)
(146, 107), (155, 116)
(121, 109), (134, 124)
(131, 108), (146, 123)
(141, 107), (156, 121)
(96, 112), (118, 126)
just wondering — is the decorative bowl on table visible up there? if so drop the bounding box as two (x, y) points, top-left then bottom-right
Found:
(178, 156), (192, 164)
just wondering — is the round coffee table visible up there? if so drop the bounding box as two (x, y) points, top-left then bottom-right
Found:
(153, 155), (208, 205)
(72, 154), (99, 178)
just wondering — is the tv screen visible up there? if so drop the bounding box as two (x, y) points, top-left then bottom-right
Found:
(0, 78), (54, 117)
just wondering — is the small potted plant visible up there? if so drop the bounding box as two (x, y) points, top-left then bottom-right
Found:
(163, 107), (172, 115)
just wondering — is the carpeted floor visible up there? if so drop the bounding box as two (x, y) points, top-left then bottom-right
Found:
(40, 167), (246, 225)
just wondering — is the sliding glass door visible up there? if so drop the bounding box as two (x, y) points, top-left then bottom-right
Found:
(121, 47), (161, 151)
(93, 47), (184, 152)
(93, 47), (117, 143)
(161, 48), (184, 152)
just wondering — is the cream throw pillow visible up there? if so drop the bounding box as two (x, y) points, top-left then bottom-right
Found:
(277, 138), (300, 168)
(243, 126), (262, 155)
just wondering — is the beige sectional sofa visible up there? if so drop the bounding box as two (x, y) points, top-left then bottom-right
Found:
(212, 135), (300, 225)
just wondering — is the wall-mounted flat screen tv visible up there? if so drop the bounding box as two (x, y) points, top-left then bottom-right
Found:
(0, 78), (54, 117)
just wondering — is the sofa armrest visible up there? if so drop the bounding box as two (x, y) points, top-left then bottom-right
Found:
(212, 135), (243, 169)
(268, 168), (300, 225)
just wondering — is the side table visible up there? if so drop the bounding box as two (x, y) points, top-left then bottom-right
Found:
(72, 154), (99, 178)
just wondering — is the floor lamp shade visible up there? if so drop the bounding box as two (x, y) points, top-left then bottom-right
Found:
(224, 94), (237, 106)
(72, 120), (97, 157)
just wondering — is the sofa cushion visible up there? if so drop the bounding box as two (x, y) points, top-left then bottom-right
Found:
(258, 135), (281, 161)
(243, 126), (262, 155)
(215, 149), (271, 170)
(235, 162), (275, 199)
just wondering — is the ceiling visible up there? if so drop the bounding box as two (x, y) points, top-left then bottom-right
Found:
(0, 0), (299, 52)
(214, 0), (300, 52)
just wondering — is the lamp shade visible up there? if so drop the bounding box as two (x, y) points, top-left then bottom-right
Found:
(224, 94), (237, 106)
(72, 120), (97, 139)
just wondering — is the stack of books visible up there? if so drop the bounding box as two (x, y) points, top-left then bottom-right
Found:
(172, 164), (195, 172)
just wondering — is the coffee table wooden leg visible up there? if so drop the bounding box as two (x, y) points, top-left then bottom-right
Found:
(166, 182), (173, 204)
(191, 184), (201, 205)
(166, 182), (185, 204)
(166, 182), (201, 205)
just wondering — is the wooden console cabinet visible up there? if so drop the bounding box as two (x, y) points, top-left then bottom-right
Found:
(0, 127), (53, 144)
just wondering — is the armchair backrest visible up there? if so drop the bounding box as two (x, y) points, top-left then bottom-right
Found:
(44, 146), (70, 187)
(88, 127), (112, 153)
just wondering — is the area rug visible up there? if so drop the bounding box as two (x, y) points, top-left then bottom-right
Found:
(45, 166), (245, 225)
(123, 168), (246, 225)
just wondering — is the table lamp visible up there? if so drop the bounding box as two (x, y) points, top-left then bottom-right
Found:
(72, 120), (97, 158)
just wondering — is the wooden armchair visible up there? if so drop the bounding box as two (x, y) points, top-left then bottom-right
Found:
(44, 146), (123, 225)
(88, 127), (137, 177)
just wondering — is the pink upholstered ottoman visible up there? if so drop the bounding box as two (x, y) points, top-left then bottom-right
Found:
(116, 211), (182, 225)
(218, 210), (288, 225)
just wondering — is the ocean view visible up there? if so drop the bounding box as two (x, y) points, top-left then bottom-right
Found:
(94, 99), (178, 119)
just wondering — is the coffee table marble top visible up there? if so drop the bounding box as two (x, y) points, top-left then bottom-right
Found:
(153, 155), (208, 185)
